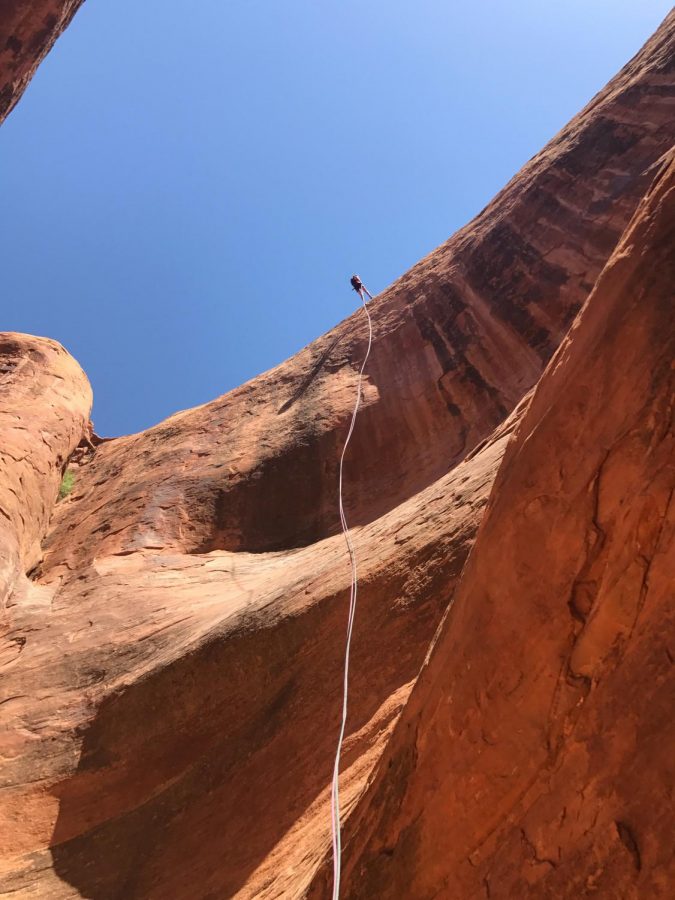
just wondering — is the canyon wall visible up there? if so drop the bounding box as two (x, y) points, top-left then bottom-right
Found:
(0, 6), (673, 899)
(314, 145), (675, 900)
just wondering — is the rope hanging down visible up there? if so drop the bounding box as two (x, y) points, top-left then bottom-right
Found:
(330, 276), (374, 900)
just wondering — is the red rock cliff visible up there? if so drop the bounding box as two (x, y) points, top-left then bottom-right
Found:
(313, 144), (675, 900)
(0, 7), (674, 900)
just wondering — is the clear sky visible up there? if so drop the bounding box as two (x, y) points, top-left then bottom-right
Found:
(1, 1), (671, 436)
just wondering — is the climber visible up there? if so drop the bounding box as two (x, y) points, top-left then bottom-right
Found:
(350, 274), (373, 301)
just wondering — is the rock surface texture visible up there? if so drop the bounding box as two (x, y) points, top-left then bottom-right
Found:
(0, 1), (85, 124)
(1, 7), (674, 900)
(310, 145), (675, 900)
(0, 333), (91, 607)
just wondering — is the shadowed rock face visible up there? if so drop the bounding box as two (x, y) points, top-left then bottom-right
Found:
(0, 7), (674, 900)
(0, 1), (85, 123)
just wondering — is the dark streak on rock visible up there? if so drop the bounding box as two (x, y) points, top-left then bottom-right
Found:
(616, 821), (642, 872)
(465, 221), (568, 361)
(4, 35), (22, 55)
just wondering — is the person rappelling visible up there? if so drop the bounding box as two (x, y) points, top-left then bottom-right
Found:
(350, 274), (373, 301)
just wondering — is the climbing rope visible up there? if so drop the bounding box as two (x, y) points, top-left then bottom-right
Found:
(330, 286), (374, 900)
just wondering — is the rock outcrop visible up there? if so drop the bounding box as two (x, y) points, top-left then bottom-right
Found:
(0, 1), (85, 124)
(0, 333), (91, 608)
(0, 6), (674, 899)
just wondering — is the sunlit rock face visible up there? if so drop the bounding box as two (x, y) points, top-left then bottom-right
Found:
(313, 145), (675, 900)
(0, 7), (674, 899)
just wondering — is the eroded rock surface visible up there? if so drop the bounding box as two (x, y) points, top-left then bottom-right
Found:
(0, 7), (674, 900)
(0, 332), (91, 608)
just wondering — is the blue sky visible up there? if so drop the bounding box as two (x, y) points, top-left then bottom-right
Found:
(1, 1), (671, 436)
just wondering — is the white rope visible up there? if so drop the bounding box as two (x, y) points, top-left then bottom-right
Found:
(330, 289), (374, 900)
